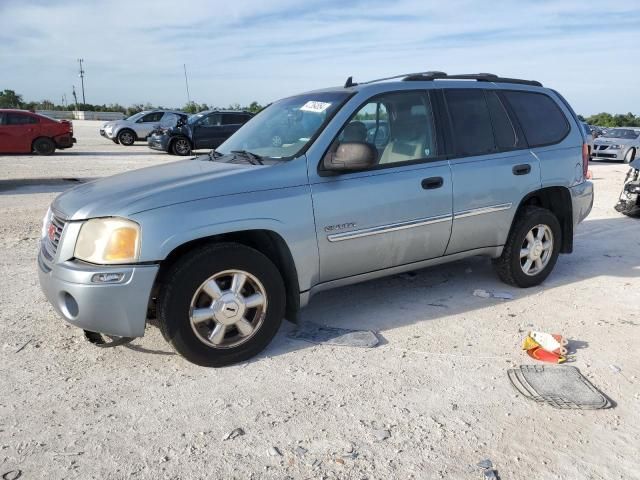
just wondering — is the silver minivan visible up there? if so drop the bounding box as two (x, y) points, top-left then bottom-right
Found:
(39, 72), (594, 367)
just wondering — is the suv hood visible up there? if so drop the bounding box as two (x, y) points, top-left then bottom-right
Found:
(53, 157), (303, 220)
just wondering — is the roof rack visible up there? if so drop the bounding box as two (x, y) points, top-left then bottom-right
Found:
(344, 71), (542, 88)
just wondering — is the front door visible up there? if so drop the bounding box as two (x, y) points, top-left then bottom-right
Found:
(0, 112), (39, 153)
(136, 111), (165, 139)
(310, 90), (453, 282)
(193, 113), (221, 149)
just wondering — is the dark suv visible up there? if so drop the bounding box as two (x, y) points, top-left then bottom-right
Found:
(148, 110), (253, 155)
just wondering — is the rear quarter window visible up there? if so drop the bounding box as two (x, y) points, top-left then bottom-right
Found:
(503, 91), (569, 147)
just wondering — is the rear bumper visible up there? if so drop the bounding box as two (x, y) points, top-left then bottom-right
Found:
(54, 133), (76, 149)
(570, 180), (594, 225)
(37, 249), (158, 338)
(147, 134), (170, 152)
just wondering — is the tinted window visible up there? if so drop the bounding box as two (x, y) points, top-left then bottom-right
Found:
(503, 91), (569, 147)
(140, 112), (164, 123)
(222, 114), (250, 125)
(486, 91), (519, 150)
(6, 113), (38, 125)
(333, 91), (437, 166)
(445, 89), (494, 156)
(199, 114), (220, 126)
(0, 113), (4, 125)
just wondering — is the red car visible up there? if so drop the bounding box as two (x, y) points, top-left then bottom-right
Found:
(0, 109), (76, 155)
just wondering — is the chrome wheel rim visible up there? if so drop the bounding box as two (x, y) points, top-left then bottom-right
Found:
(520, 224), (553, 276)
(175, 139), (190, 154)
(189, 270), (267, 349)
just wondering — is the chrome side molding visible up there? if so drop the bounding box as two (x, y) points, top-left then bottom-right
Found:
(453, 203), (512, 219)
(327, 214), (452, 242)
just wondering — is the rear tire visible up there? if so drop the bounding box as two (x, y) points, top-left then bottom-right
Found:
(117, 129), (136, 146)
(33, 137), (56, 155)
(171, 137), (192, 156)
(493, 206), (561, 288)
(157, 243), (286, 367)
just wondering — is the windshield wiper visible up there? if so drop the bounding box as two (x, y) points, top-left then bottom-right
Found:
(207, 149), (224, 161)
(231, 150), (264, 165)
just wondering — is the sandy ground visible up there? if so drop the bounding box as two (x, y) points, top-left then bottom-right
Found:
(0, 121), (639, 479)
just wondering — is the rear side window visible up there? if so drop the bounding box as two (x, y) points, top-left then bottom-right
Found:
(6, 113), (38, 125)
(140, 112), (164, 122)
(485, 91), (520, 150)
(503, 91), (569, 147)
(221, 114), (248, 125)
(445, 89), (494, 156)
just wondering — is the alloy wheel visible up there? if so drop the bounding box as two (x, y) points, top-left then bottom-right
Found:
(189, 270), (267, 349)
(520, 224), (553, 276)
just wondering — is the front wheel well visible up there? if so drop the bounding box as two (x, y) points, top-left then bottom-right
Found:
(151, 230), (300, 322)
(512, 186), (573, 254)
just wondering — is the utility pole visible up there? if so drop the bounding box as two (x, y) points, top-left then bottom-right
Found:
(183, 64), (191, 106)
(78, 58), (86, 105)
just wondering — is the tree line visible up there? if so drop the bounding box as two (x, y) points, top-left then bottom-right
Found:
(2, 88), (639, 126)
(0, 89), (263, 115)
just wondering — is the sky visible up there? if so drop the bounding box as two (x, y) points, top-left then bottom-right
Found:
(1, 0), (639, 116)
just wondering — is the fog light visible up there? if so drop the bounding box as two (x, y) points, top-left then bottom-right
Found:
(91, 272), (125, 283)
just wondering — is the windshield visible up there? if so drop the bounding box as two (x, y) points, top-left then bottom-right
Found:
(217, 91), (351, 159)
(602, 128), (639, 139)
(125, 111), (146, 122)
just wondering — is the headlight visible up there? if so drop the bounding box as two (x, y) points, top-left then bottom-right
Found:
(41, 207), (52, 238)
(609, 145), (621, 150)
(74, 218), (140, 264)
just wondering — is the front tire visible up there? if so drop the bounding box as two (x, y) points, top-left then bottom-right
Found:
(494, 206), (561, 288)
(33, 137), (56, 155)
(171, 137), (192, 156)
(117, 129), (136, 146)
(157, 243), (286, 367)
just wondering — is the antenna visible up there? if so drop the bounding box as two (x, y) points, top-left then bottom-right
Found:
(183, 64), (191, 105)
(78, 58), (86, 104)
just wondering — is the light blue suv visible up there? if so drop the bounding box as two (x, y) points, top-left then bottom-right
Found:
(38, 72), (594, 366)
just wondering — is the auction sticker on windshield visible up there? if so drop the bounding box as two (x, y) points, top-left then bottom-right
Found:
(300, 101), (332, 113)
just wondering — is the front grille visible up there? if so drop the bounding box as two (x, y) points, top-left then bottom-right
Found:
(594, 153), (616, 159)
(42, 213), (66, 260)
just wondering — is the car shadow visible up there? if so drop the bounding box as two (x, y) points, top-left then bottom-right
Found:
(0, 178), (95, 195)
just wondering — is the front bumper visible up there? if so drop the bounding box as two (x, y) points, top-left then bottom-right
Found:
(99, 128), (115, 139)
(37, 248), (158, 338)
(591, 145), (626, 160)
(570, 180), (594, 225)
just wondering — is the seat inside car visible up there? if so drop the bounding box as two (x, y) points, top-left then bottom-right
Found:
(379, 102), (433, 164)
(342, 121), (367, 142)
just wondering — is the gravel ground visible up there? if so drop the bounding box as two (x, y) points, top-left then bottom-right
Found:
(1, 121), (639, 479)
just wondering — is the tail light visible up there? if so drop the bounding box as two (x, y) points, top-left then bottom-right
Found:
(582, 143), (589, 180)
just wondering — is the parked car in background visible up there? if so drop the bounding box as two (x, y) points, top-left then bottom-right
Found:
(38, 71), (593, 367)
(100, 110), (185, 146)
(0, 109), (75, 155)
(591, 127), (640, 163)
(583, 122), (594, 156)
(148, 110), (253, 155)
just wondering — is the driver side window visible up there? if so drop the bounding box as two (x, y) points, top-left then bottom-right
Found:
(334, 91), (437, 167)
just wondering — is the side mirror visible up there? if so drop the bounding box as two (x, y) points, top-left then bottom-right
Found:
(323, 142), (378, 172)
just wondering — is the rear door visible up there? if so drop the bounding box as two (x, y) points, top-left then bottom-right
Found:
(135, 111), (164, 139)
(219, 113), (250, 145)
(443, 88), (541, 254)
(0, 112), (39, 153)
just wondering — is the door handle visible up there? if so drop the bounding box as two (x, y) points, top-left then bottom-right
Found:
(421, 177), (443, 190)
(513, 164), (531, 176)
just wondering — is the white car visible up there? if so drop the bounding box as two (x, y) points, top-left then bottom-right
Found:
(99, 110), (185, 146)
